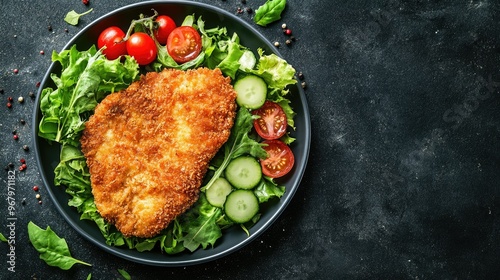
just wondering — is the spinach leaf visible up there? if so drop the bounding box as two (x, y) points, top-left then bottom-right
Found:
(118, 269), (131, 280)
(254, 0), (287, 27)
(64, 9), (93, 26)
(27, 221), (92, 270)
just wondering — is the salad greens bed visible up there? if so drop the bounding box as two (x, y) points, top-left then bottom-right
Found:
(38, 14), (298, 254)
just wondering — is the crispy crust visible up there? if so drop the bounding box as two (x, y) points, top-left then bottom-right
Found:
(80, 68), (237, 238)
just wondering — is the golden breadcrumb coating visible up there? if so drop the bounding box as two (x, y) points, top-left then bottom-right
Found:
(80, 68), (237, 238)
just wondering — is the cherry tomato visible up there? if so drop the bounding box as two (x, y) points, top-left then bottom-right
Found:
(154, 15), (177, 45)
(253, 101), (288, 140)
(97, 26), (127, 60)
(260, 140), (295, 178)
(126, 32), (158, 65)
(167, 26), (202, 64)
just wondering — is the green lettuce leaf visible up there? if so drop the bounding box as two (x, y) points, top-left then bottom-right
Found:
(38, 45), (139, 146)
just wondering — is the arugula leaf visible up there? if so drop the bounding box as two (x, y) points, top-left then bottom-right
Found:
(64, 9), (93, 26)
(27, 221), (92, 270)
(179, 194), (223, 252)
(201, 107), (267, 192)
(86, 273), (92, 280)
(38, 45), (139, 146)
(254, 0), (287, 27)
(0, 232), (6, 242)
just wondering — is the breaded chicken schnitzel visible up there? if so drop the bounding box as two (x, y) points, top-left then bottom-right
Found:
(80, 68), (237, 238)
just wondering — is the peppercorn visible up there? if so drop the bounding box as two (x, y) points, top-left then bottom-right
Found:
(33, 186), (39, 191)
(18, 96), (24, 103)
(298, 72), (304, 80)
(301, 81), (307, 89)
(4, 165), (9, 171)
(20, 119), (26, 125)
(48, 25), (53, 32)
(82, 0), (89, 5)
(281, 23), (287, 29)
(20, 158), (26, 164)
(36, 194), (41, 199)
(7, 102), (12, 108)
(8, 162), (14, 168)
(13, 134), (19, 140)
(237, 7), (244, 14)
(29, 91), (36, 98)
(21, 163), (27, 170)
(290, 36), (296, 42)
(0, 88), (4, 94)
(12, 129), (17, 135)
(23, 145), (29, 151)
(284, 29), (292, 36)
(18, 166), (23, 171)
(13, 69), (18, 74)
(8, 96), (13, 102)
(241, 0), (246, 4)
(246, 7), (253, 13)
(38, 200), (42, 205)
(274, 41), (280, 47)
(21, 198), (26, 205)
(40, 50), (45, 55)
(285, 39), (292, 46)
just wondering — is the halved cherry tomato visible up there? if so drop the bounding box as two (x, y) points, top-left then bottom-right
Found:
(154, 15), (177, 45)
(97, 26), (127, 60)
(167, 26), (202, 64)
(126, 32), (157, 65)
(260, 140), (295, 178)
(253, 101), (288, 140)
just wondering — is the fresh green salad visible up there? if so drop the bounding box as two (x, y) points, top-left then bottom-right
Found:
(38, 12), (298, 254)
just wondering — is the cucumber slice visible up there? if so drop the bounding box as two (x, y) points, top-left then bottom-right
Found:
(224, 190), (259, 224)
(238, 50), (257, 70)
(206, 178), (233, 208)
(234, 75), (267, 109)
(225, 156), (262, 190)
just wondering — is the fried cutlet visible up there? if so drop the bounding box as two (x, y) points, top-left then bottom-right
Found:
(80, 67), (237, 238)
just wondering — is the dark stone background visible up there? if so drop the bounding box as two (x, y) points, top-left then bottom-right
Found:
(1, 0), (499, 279)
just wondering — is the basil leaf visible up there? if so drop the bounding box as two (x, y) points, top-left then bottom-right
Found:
(27, 221), (92, 270)
(64, 9), (93, 26)
(254, 0), (287, 27)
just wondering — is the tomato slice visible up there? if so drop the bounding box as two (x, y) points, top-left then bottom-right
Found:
(167, 26), (202, 64)
(260, 140), (295, 178)
(253, 101), (288, 140)
(97, 26), (127, 60)
(154, 15), (177, 45)
(126, 32), (157, 65)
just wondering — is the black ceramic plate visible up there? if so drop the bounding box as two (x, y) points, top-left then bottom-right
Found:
(33, 0), (310, 266)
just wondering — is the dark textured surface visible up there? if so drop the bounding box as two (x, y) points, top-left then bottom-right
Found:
(1, 0), (499, 279)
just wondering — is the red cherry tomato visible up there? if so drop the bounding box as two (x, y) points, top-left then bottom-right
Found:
(154, 15), (177, 45)
(253, 101), (288, 140)
(167, 26), (202, 64)
(126, 32), (158, 65)
(260, 140), (295, 178)
(97, 26), (127, 60)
